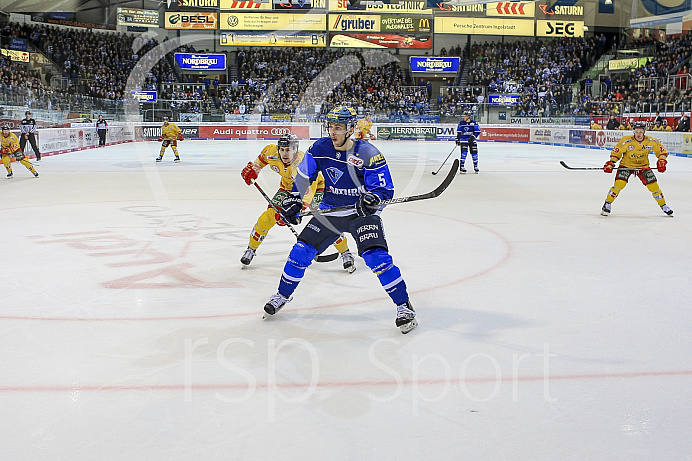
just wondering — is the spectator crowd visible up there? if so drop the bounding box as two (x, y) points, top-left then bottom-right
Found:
(3, 19), (692, 125)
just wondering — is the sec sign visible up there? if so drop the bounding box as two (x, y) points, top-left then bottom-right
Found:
(536, 20), (584, 37)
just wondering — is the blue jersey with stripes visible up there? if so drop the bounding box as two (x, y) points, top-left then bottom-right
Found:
(293, 137), (394, 210)
(456, 119), (481, 142)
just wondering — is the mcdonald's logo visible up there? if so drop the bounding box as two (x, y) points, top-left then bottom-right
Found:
(419, 18), (430, 30)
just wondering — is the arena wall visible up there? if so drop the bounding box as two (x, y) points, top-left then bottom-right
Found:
(15, 123), (692, 160)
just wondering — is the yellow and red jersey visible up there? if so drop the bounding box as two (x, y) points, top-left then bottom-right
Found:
(609, 134), (668, 169)
(355, 118), (373, 139)
(0, 132), (21, 153)
(161, 122), (182, 140)
(253, 144), (324, 203)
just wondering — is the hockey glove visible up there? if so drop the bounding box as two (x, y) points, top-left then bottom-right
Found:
(281, 194), (303, 225)
(274, 212), (286, 227)
(0, 147), (10, 155)
(355, 191), (382, 217)
(157, 136), (163, 142)
(603, 161), (615, 173)
(455, 139), (462, 146)
(241, 162), (259, 185)
(178, 132), (184, 141)
(657, 157), (667, 172)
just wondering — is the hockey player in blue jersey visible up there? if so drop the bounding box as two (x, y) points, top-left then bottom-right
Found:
(261, 106), (417, 334)
(456, 113), (481, 174)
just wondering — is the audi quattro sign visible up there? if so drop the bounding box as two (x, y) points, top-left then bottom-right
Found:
(197, 125), (310, 139)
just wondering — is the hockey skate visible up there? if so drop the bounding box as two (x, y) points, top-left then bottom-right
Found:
(263, 292), (293, 318)
(6, 172), (12, 178)
(341, 250), (356, 273)
(174, 157), (181, 163)
(155, 156), (163, 163)
(459, 167), (467, 174)
(601, 201), (611, 216)
(33, 171), (39, 178)
(474, 166), (479, 173)
(240, 247), (255, 265)
(396, 301), (418, 334)
(661, 204), (674, 216)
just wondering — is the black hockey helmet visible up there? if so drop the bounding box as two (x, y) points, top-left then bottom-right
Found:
(632, 121), (646, 131)
(277, 133), (299, 151)
(162, 116), (169, 122)
(1, 125), (10, 131)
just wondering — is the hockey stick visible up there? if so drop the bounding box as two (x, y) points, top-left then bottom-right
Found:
(300, 159), (460, 218)
(560, 161), (653, 172)
(432, 145), (458, 175)
(253, 182), (339, 263)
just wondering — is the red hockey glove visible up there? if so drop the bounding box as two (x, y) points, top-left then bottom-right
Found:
(157, 136), (163, 142)
(274, 212), (286, 226)
(603, 160), (615, 173)
(241, 162), (259, 185)
(178, 132), (184, 141)
(657, 157), (667, 172)
(0, 147), (10, 155)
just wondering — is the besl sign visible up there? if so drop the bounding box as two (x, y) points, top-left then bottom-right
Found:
(536, 20), (584, 37)
(164, 11), (218, 29)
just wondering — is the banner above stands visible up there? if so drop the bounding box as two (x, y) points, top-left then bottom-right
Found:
(27, 123), (692, 158)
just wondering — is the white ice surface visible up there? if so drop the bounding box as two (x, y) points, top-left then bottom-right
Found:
(1, 139), (691, 460)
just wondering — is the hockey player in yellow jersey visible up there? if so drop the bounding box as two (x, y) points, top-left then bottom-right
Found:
(601, 121), (673, 216)
(156, 117), (183, 163)
(1, 125), (38, 178)
(355, 113), (374, 140)
(240, 134), (356, 272)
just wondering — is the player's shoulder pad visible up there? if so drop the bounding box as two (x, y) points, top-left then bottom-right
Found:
(355, 140), (386, 169)
(261, 143), (278, 160)
(311, 137), (333, 152)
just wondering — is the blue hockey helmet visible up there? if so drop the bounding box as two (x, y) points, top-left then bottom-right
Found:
(326, 106), (358, 130)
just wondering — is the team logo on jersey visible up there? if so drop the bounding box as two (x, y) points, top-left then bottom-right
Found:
(628, 145), (634, 151)
(346, 155), (363, 168)
(325, 167), (343, 184)
(271, 165), (280, 173)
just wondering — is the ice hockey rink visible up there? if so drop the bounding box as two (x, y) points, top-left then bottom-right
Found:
(1, 138), (691, 460)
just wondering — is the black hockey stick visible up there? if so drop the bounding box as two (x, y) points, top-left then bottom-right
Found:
(560, 161), (652, 171)
(300, 159), (460, 217)
(253, 182), (339, 263)
(432, 145), (458, 175)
